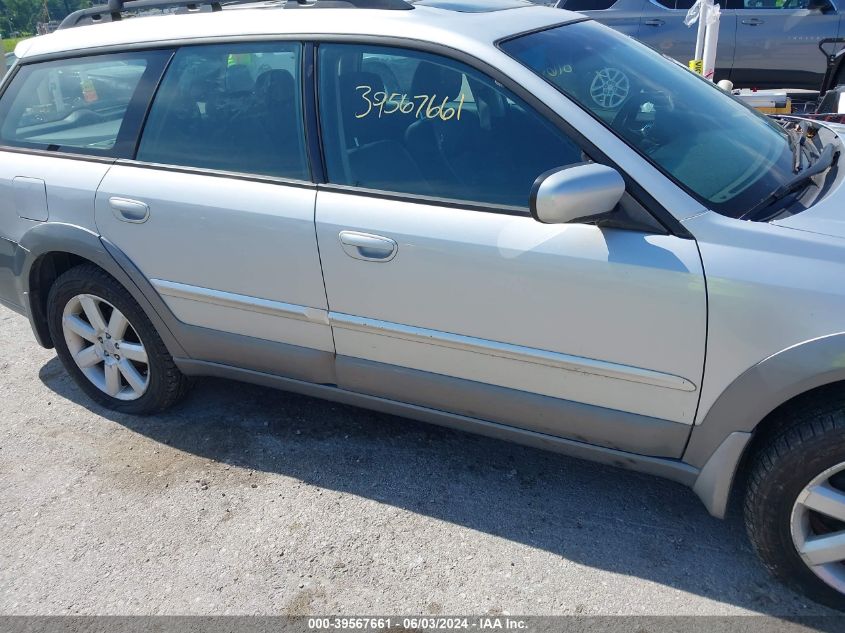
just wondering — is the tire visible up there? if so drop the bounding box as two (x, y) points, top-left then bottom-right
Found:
(46, 263), (190, 415)
(745, 393), (845, 610)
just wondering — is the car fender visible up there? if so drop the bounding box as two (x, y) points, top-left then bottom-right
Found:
(685, 332), (845, 517)
(15, 221), (186, 358)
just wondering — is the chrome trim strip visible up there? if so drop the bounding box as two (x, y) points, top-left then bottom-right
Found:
(329, 312), (697, 392)
(151, 279), (330, 325)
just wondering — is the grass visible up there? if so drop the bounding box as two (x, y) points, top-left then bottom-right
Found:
(3, 38), (24, 54)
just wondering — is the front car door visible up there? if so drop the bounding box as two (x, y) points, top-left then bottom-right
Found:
(313, 42), (706, 458)
(95, 42), (334, 380)
(728, 0), (842, 88)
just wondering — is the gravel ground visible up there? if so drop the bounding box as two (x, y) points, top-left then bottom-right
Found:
(0, 303), (839, 618)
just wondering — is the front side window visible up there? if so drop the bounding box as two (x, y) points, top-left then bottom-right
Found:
(317, 44), (583, 208)
(137, 42), (309, 180)
(501, 21), (795, 217)
(0, 51), (168, 155)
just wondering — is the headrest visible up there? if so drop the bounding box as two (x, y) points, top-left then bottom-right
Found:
(410, 62), (463, 100)
(226, 64), (254, 94)
(255, 69), (296, 103)
(340, 71), (386, 98)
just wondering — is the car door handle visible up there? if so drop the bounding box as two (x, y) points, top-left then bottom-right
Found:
(643, 18), (665, 26)
(109, 197), (150, 223)
(741, 18), (764, 25)
(338, 231), (398, 262)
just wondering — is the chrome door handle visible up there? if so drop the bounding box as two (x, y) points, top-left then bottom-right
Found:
(338, 231), (398, 262)
(109, 197), (150, 223)
(643, 18), (665, 26)
(741, 17), (764, 25)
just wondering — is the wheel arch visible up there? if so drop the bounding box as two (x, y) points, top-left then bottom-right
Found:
(685, 333), (845, 518)
(16, 222), (186, 358)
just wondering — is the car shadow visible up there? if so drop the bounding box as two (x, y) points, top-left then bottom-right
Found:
(37, 356), (840, 619)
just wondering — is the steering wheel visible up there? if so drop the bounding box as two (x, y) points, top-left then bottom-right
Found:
(612, 89), (676, 150)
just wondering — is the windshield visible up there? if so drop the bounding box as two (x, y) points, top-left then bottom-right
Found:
(500, 21), (796, 218)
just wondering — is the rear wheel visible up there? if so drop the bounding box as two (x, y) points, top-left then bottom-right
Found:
(47, 264), (189, 415)
(744, 395), (845, 610)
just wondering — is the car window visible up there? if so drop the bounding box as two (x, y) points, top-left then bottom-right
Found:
(317, 44), (583, 208)
(136, 42), (309, 180)
(0, 51), (168, 156)
(501, 20), (795, 218)
(730, 0), (813, 7)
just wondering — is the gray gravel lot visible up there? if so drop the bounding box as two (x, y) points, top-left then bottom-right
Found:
(0, 303), (839, 617)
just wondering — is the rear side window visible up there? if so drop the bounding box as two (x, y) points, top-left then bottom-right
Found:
(136, 42), (309, 180)
(317, 44), (583, 208)
(0, 51), (169, 156)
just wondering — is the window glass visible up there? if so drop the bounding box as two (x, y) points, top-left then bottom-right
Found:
(561, 0), (618, 10)
(737, 0), (812, 8)
(137, 42), (308, 180)
(318, 44), (583, 208)
(674, 0), (695, 9)
(501, 21), (795, 218)
(0, 51), (165, 155)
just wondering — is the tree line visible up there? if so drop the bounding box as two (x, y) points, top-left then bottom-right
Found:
(1, 0), (92, 36)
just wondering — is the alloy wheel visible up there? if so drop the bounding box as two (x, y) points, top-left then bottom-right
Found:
(61, 293), (150, 401)
(791, 461), (845, 594)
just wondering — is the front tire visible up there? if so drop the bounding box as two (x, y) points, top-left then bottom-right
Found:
(47, 264), (189, 415)
(745, 395), (845, 610)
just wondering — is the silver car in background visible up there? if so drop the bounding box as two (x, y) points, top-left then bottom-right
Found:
(553, 0), (844, 89)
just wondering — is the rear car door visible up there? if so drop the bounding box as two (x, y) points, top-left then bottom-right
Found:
(313, 43), (706, 458)
(635, 0), (736, 81)
(0, 50), (169, 309)
(728, 0), (841, 89)
(95, 42), (334, 376)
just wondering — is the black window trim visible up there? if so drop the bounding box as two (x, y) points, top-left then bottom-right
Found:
(132, 40), (313, 182)
(2, 31), (691, 237)
(308, 32), (690, 235)
(0, 48), (174, 159)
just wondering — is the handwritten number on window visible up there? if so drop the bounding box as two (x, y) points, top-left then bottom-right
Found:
(355, 85), (465, 121)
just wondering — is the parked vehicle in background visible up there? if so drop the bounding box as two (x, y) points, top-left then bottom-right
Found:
(2, 0), (845, 610)
(553, 0), (844, 89)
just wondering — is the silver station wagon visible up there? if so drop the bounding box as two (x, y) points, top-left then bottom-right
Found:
(1, 0), (845, 608)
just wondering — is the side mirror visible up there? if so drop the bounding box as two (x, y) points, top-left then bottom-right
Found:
(530, 163), (625, 225)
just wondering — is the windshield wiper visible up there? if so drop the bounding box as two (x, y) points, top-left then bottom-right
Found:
(740, 142), (839, 221)
(785, 124), (806, 173)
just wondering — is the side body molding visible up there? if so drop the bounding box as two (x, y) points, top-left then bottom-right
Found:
(16, 223), (335, 386)
(686, 332), (845, 517)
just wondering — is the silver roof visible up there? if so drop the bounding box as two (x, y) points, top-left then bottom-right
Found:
(15, 3), (579, 59)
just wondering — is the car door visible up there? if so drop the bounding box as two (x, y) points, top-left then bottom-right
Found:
(95, 42), (334, 376)
(0, 50), (170, 308)
(728, 0), (841, 89)
(557, 0), (647, 38)
(313, 43), (706, 458)
(636, 0), (736, 82)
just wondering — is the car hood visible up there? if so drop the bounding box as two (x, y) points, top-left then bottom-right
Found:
(772, 122), (845, 239)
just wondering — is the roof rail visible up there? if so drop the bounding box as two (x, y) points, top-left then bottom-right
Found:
(284, 0), (412, 8)
(58, 0), (223, 29)
(57, 0), (411, 28)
